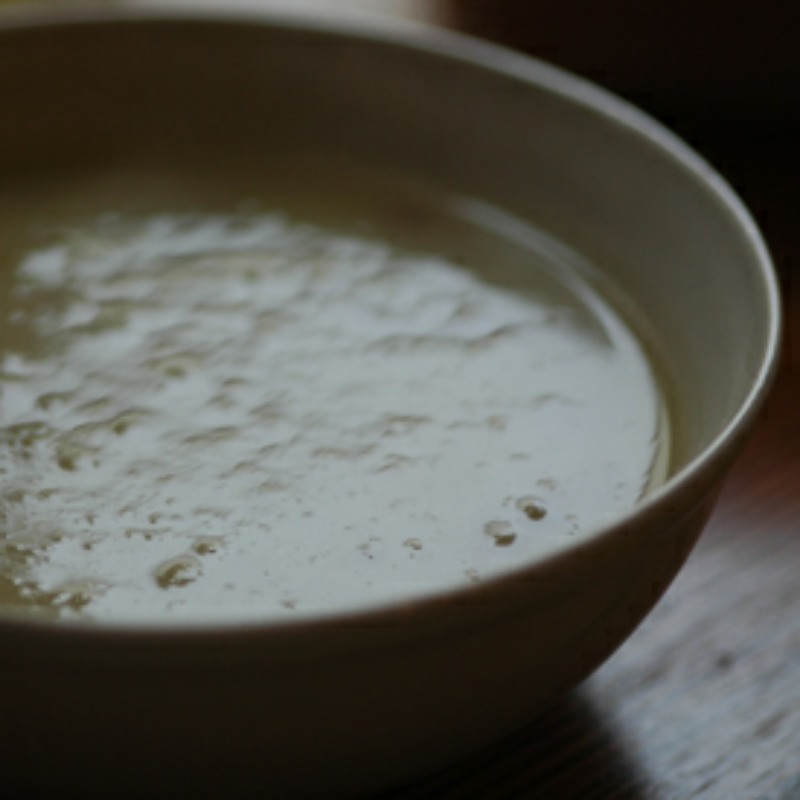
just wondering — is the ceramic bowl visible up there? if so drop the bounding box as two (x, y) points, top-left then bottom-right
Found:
(0, 7), (780, 798)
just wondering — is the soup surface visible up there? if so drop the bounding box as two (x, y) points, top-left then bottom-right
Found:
(0, 159), (669, 624)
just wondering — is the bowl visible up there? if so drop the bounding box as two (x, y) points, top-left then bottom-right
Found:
(0, 7), (780, 798)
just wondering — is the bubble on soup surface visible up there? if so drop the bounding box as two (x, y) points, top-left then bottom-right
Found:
(154, 556), (203, 589)
(484, 521), (517, 547)
(192, 536), (224, 556)
(516, 496), (548, 520)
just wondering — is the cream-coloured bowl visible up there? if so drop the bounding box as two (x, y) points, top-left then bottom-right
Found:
(0, 8), (779, 798)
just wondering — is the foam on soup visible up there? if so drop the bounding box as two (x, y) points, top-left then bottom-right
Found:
(0, 159), (670, 624)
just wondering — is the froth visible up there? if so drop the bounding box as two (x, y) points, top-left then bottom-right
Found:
(0, 209), (666, 623)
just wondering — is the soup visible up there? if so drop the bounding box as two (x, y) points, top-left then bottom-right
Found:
(0, 158), (670, 624)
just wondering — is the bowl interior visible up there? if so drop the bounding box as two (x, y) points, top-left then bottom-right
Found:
(0, 13), (776, 471)
(0, 12), (779, 631)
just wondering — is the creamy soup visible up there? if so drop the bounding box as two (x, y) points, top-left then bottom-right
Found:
(0, 160), (670, 624)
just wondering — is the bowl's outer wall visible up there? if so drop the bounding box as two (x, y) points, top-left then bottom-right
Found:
(0, 499), (718, 798)
(0, 13), (778, 798)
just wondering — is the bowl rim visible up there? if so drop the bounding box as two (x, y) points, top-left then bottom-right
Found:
(0, 5), (782, 644)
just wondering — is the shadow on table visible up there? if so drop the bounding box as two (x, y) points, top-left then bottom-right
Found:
(384, 691), (652, 799)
